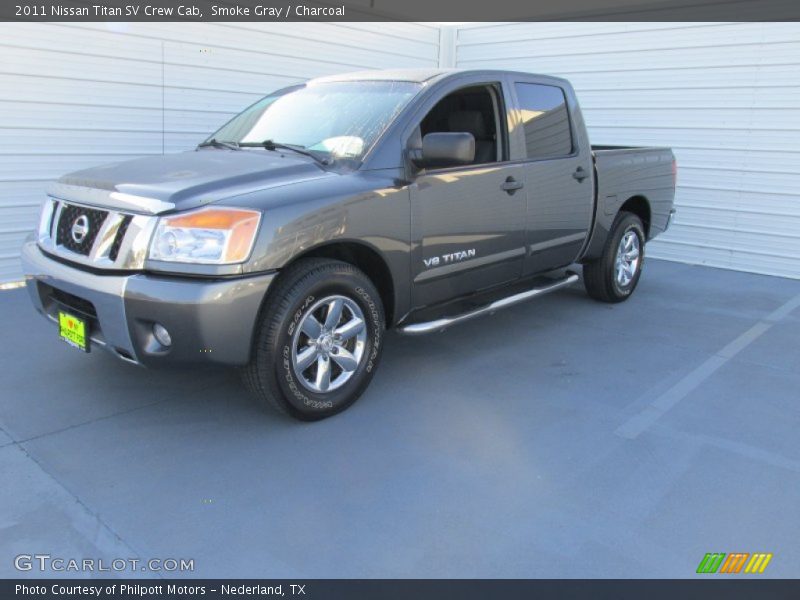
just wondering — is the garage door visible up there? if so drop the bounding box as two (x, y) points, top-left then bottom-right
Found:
(0, 22), (440, 283)
(455, 23), (800, 279)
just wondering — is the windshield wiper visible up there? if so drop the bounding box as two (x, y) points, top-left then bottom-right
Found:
(238, 140), (331, 166)
(197, 138), (241, 151)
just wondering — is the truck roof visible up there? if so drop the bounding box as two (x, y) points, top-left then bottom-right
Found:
(312, 68), (456, 84)
(311, 68), (570, 87)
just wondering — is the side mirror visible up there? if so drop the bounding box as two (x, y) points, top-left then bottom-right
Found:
(409, 132), (475, 169)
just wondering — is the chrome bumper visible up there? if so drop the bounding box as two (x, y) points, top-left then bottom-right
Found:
(666, 207), (677, 230)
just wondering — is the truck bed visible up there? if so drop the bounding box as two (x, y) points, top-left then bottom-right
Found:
(581, 144), (676, 259)
(591, 144), (672, 153)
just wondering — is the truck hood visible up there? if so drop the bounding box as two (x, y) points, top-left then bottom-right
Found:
(48, 149), (333, 214)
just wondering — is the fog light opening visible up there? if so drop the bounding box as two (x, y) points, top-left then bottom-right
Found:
(153, 323), (172, 347)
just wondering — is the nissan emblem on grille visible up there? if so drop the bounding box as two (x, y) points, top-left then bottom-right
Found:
(71, 215), (90, 244)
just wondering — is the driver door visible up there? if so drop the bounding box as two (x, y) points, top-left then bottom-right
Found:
(408, 81), (527, 309)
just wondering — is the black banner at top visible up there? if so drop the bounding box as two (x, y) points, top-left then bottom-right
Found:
(4, 0), (800, 21)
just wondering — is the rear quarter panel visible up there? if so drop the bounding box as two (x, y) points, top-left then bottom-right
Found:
(583, 147), (675, 260)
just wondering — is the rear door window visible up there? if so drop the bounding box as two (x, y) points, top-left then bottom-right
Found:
(514, 83), (573, 160)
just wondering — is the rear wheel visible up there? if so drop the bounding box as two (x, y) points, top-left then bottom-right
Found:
(583, 211), (645, 303)
(242, 258), (385, 421)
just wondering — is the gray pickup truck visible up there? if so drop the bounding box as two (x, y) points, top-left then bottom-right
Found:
(22, 68), (675, 420)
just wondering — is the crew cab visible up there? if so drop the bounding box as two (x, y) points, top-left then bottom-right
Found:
(22, 69), (676, 420)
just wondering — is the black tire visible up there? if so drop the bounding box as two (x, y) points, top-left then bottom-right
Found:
(583, 211), (646, 303)
(242, 258), (385, 421)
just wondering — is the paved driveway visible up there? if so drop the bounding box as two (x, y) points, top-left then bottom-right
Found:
(1, 259), (799, 578)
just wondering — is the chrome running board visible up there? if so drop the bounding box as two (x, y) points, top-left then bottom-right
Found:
(398, 272), (580, 335)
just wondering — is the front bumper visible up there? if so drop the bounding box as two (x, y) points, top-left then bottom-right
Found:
(21, 240), (276, 366)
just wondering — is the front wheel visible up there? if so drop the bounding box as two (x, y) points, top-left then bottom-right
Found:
(242, 258), (385, 421)
(583, 211), (645, 303)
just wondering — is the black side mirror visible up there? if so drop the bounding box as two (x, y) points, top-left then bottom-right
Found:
(409, 132), (475, 169)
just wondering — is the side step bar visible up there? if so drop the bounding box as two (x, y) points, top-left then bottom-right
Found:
(398, 272), (580, 336)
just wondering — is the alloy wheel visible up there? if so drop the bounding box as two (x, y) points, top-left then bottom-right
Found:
(291, 295), (367, 393)
(615, 229), (641, 287)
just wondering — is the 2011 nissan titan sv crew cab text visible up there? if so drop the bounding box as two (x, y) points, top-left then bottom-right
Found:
(22, 69), (676, 421)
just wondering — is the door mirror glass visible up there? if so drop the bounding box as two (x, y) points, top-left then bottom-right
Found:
(410, 132), (475, 169)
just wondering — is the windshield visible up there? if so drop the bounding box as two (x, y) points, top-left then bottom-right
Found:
(207, 81), (422, 162)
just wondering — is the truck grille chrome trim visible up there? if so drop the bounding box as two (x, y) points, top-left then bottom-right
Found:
(398, 273), (580, 335)
(37, 199), (157, 270)
(108, 215), (133, 261)
(92, 212), (127, 260)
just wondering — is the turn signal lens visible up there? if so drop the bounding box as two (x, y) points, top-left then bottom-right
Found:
(149, 207), (261, 264)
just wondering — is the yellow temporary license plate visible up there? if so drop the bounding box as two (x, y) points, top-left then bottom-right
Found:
(58, 310), (88, 352)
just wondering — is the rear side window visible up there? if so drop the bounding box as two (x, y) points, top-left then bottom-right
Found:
(514, 83), (573, 159)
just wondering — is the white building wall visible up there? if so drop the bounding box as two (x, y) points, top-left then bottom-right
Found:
(2, 22), (798, 282)
(455, 23), (800, 279)
(0, 22), (440, 282)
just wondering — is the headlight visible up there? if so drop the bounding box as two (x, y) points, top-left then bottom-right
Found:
(148, 207), (261, 264)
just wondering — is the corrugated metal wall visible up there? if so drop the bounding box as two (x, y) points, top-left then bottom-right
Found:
(455, 23), (800, 279)
(3, 22), (798, 282)
(0, 22), (440, 282)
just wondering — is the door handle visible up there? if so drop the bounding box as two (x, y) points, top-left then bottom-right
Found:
(501, 177), (524, 195)
(572, 167), (589, 182)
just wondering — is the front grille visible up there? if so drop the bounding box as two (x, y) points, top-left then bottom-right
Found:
(55, 204), (108, 256)
(109, 215), (132, 261)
